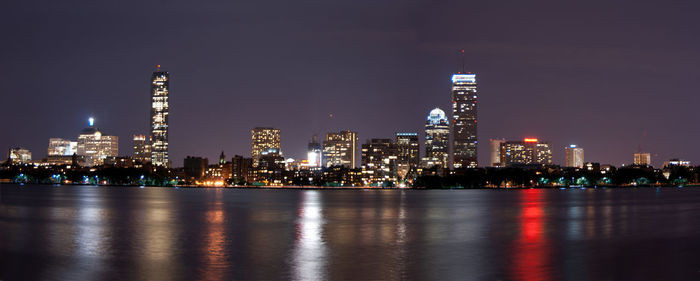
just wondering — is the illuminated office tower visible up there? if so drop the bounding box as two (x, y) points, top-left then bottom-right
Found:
(423, 108), (450, 168)
(489, 139), (505, 167)
(564, 145), (584, 168)
(323, 130), (358, 168)
(395, 132), (420, 178)
(451, 73), (478, 169)
(8, 147), (31, 163)
(361, 138), (399, 185)
(77, 118), (118, 166)
(133, 135), (151, 163)
(150, 67), (169, 167)
(634, 152), (651, 166)
(251, 127), (281, 166)
(307, 135), (322, 168)
(47, 138), (77, 156)
(499, 138), (552, 166)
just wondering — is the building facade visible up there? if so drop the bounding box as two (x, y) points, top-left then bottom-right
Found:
(47, 138), (77, 156)
(423, 108), (450, 169)
(395, 132), (420, 179)
(307, 135), (322, 168)
(232, 155), (253, 184)
(489, 139), (505, 167)
(564, 145), (584, 168)
(451, 74), (478, 168)
(184, 156), (208, 181)
(150, 68), (170, 167)
(132, 135), (151, 164)
(499, 138), (552, 166)
(634, 152), (651, 166)
(361, 138), (399, 185)
(8, 147), (31, 163)
(323, 130), (358, 168)
(76, 120), (119, 166)
(251, 127), (281, 166)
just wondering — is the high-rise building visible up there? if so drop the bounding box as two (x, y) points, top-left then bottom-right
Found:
(489, 139), (505, 167)
(361, 138), (399, 185)
(451, 73), (478, 169)
(395, 132), (420, 178)
(150, 68), (169, 167)
(8, 147), (31, 163)
(323, 130), (358, 168)
(634, 152), (651, 166)
(564, 144), (584, 168)
(251, 127), (281, 166)
(76, 118), (118, 166)
(47, 138), (77, 156)
(132, 135), (151, 164)
(307, 135), (322, 168)
(499, 138), (552, 166)
(423, 108), (450, 168)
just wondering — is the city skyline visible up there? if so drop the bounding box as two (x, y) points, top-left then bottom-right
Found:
(3, 0), (700, 168)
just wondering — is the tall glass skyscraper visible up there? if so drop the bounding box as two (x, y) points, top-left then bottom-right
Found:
(150, 68), (169, 167)
(451, 73), (478, 169)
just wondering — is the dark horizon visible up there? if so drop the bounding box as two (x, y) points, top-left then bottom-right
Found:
(3, 0), (700, 168)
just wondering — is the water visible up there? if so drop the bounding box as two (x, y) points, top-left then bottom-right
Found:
(1, 184), (699, 280)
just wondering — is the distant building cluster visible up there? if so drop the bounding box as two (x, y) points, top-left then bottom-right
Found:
(4, 67), (691, 187)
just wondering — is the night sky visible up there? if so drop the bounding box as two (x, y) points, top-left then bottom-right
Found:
(3, 0), (700, 167)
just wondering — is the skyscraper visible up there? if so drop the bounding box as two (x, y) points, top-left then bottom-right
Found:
(395, 132), (420, 178)
(451, 73), (478, 169)
(499, 138), (552, 166)
(323, 130), (358, 168)
(132, 135), (151, 164)
(251, 127), (281, 166)
(423, 108), (450, 169)
(150, 67), (169, 167)
(565, 145), (584, 168)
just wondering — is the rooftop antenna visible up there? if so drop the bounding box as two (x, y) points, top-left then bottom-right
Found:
(460, 49), (465, 74)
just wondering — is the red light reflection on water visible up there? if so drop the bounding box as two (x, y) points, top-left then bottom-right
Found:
(511, 189), (551, 281)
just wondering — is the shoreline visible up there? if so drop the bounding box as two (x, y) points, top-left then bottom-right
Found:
(2, 182), (697, 190)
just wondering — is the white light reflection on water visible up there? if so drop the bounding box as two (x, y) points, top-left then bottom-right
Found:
(291, 190), (327, 281)
(72, 187), (110, 280)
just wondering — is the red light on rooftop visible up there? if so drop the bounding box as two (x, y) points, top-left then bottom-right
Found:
(524, 138), (538, 143)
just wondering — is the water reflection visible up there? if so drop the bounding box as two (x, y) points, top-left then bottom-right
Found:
(511, 189), (551, 281)
(291, 190), (327, 281)
(200, 188), (227, 280)
(4, 185), (700, 281)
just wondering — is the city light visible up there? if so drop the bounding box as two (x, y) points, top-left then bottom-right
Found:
(524, 138), (538, 143)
